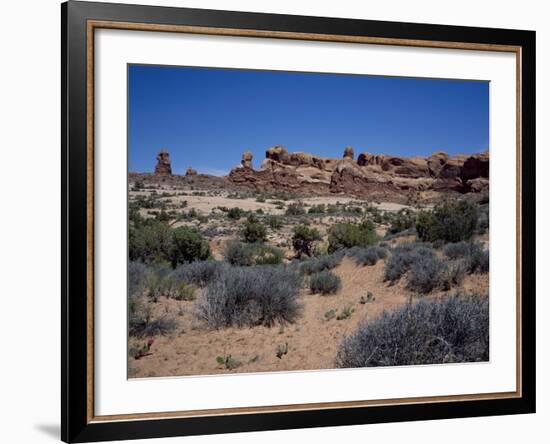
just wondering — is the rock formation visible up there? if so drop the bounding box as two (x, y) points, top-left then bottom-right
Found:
(185, 167), (198, 176)
(241, 150), (254, 169)
(228, 145), (489, 200)
(343, 146), (354, 159)
(154, 149), (172, 175)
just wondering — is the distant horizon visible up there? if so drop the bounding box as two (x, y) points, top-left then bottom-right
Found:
(129, 65), (489, 176)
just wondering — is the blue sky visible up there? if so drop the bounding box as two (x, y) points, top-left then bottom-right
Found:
(128, 64), (489, 175)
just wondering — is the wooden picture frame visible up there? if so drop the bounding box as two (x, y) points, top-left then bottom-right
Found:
(62, 1), (536, 442)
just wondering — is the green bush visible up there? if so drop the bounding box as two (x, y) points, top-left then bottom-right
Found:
(169, 226), (211, 267)
(416, 200), (478, 243)
(254, 244), (284, 265)
(335, 294), (489, 367)
(224, 241), (283, 266)
(129, 220), (173, 264)
(286, 203), (306, 216)
(168, 282), (197, 301)
(266, 215), (283, 230)
(387, 208), (416, 234)
(328, 220), (377, 253)
(241, 215), (267, 243)
(309, 270), (342, 295)
(308, 204), (326, 214)
(292, 225), (322, 257)
(224, 241), (255, 266)
(227, 207), (244, 220)
(129, 221), (211, 267)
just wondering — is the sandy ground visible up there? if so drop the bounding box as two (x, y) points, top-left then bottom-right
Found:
(132, 187), (419, 217)
(129, 256), (489, 379)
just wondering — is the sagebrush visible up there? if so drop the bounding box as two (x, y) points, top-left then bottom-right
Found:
(335, 294), (489, 367)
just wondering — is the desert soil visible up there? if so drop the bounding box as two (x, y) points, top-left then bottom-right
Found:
(129, 254), (489, 379)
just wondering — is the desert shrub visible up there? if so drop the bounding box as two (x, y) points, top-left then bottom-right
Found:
(384, 244), (436, 282)
(133, 194), (163, 210)
(477, 204), (489, 234)
(335, 294), (489, 367)
(309, 270), (342, 295)
(141, 263), (173, 299)
(416, 200), (478, 243)
(393, 242), (431, 254)
(155, 209), (171, 222)
(216, 353), (241, 370)
(347, 246), (388, 266)
(128, 205), (144, 226)
(466, 246), (490, 274)
(345, 206), (363, 215)
(443, 241), (489, 274)
(383, 227), (416, 241)
(241, 215), (267, 243)
(227, 207), (244, 220)
(308, 204), (326, 214)
(169, 226), (211, 267)
(168, 282), (197, 301)
(440, 261), (467, 290)
(407, 254), (445, 293)
(387, 208), (416, 235)
(443, 241), (472, 259)
(328, 220), (377, 253)
(201, 226), (219, 238)
(253, 244), (284, 265)
(129, 297), (178, 338)
(224, 241), (255, 266)
(128, 261), (150, 298)
(286, 203), (306, 216)
(299, 252), (343, 275)
(129, 220), (173, 264)
(170, 260), (226, 287)
(224, 241), (283, 266)
(336, 306), (355, 320)
(266, 215), (283, 230)
(196, 266), (302, 327)
(292, 225), (322, 257)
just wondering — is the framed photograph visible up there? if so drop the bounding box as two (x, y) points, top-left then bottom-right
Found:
(62, 1), (535, 442)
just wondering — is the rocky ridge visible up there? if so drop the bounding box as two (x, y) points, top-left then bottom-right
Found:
(228, 145), (489, 198)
